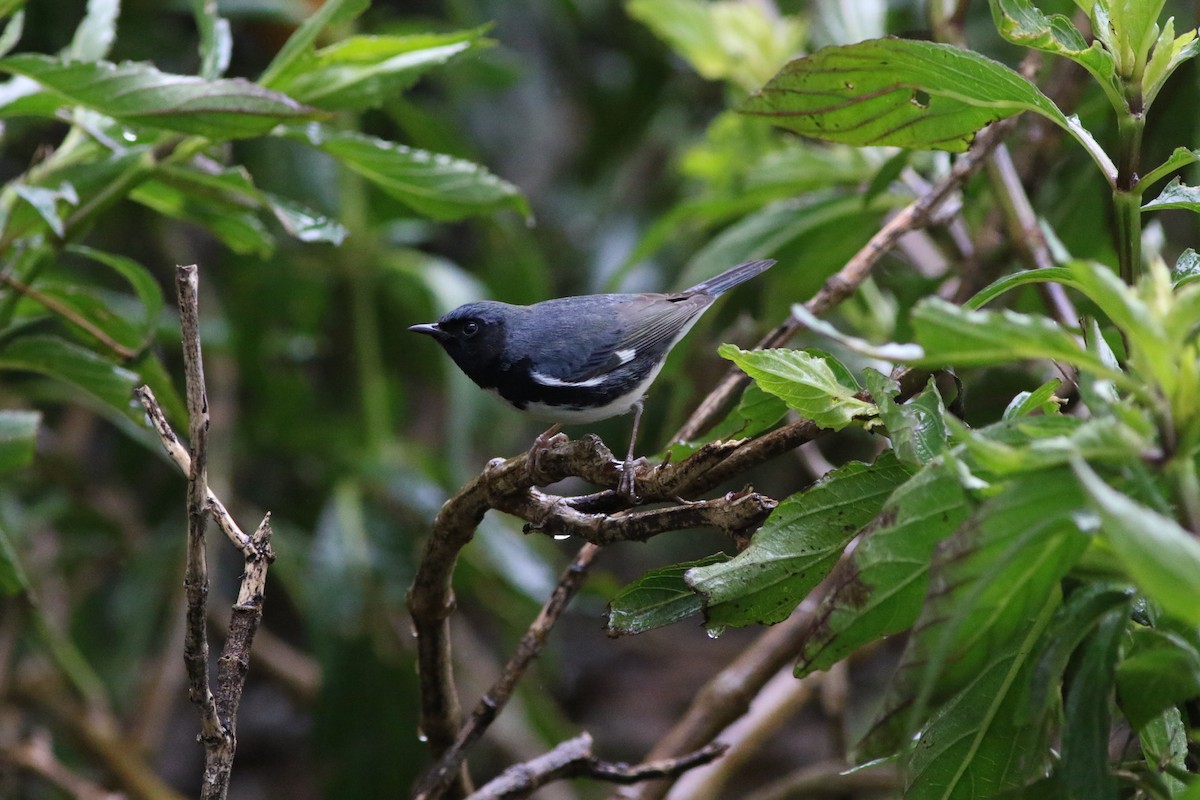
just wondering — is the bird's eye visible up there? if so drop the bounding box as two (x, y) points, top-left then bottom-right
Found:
(462, 321), (480, 337)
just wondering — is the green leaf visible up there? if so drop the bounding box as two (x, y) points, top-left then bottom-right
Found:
(0, 10), (23, 61)
(627, 0), (805, 91)
(687, 454), (913, 628)
(0, 522), (29, 596)
(666, 381), (787, 460)
(1003, 379), (1064, 419)
(988, 0), (1122, 112)
(864, 370), (947, 465)
(965, 266), (1078, 310)
(1137, 707), (1189, 798)
(0, 408), (38, 472)
(258, 0), (371, 89)
(1116, 626), (1200, 730)
(1060, 607), (1124, 800)
(1173, 248), (1200, 287)
(718, 344), (876, 430)
(0, 333), (138, 415)
(11, 180), (78, 237)
(1136, 147), (1200, 194)
(191, 0), (232, 79)
(263, 191), (348, 245)
(1073, 457), (1200, 627)
(605, 553), (728, 635)
(130, 177), (274, 257)
(797, 463), (971, 677)
(66, 245), (165, 348)
(276, 29), (486, 110)
(741, 38), (1070, 153)
(911, 297), (1124, 384)
(283, 124), (531, 221)
(1143, 17), (1200, 109)
(903, 593), (1057, 799)
(1143, 176), (1200, 212)
(0, 54), (321, 139)
(864, 469), (1087, 758)
(67, 0), (119, 62)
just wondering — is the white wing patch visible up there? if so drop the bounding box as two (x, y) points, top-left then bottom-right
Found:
(615, 348), (636, 364)
(530, 370), (608, 388)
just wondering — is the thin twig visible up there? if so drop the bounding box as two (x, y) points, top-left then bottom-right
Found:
(0, 729), (125, 800)
(673, 119), (1016, 443)
(175, 265), (226, 758)
(468, 733), (727, 800)
(136, 263), (275, 800)
(414, 543), (602, 800)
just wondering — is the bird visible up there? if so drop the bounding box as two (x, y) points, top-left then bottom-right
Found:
(409, 258), (776, 499)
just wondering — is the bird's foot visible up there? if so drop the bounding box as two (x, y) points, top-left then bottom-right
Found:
(618, 456), (651, 504)
(527, 424), (564, 485)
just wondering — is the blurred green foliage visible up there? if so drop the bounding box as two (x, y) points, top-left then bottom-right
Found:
(1, 0), (1200, 799)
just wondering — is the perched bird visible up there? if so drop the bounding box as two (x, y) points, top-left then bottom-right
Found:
(409, 258), (776, 499)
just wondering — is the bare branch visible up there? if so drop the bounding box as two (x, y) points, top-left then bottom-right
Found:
(175, 264), (225, 755)
(134, 263), (275, 800)
(414, 543), (601, 800)
(467, 733), (727, 800)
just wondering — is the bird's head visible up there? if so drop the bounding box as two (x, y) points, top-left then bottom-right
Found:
(409, 301), (513, 383)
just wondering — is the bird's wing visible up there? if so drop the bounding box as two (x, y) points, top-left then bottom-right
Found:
(517, 293), (711, 384)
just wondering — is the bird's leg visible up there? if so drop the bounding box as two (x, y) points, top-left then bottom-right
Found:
(618, 397), (645, 503)
(527, 423), (563, 484)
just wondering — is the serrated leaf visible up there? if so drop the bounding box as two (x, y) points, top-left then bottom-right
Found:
(605, 553), (729, 635)
(0, 54), (321, 139)
(718, 344), (876, 430)
(741, 38), (1069, 153)
(0, 333), (138, 415)
(797, 463), (971, 677)
(687, 454), (913, 628)
(277, 30), (486, 110)
(1073, 457), (1200, 627)
(0, 408), (38, 472)
(988, 0), (1121, 110)
(864, 370), (947, 465)
(863, 469), (1087, 758)
(283, 123), (530, 221)
(903, 593), (1057, 799)
(911, 297), (1123, 383)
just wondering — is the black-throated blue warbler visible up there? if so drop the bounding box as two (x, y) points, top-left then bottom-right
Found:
(409, 258), (776, 498)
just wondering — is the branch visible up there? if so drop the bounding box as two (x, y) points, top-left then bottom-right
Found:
(0, 270), (137, 360)
(0, 728), (125, 800)
(175, 264), (226, 757)
(407, 433), (772, 796)
(414, 543), (601, 800)
(673, 119), (1017, 443)
(467, 733), (726, 800)
(136, 263), (275, 800)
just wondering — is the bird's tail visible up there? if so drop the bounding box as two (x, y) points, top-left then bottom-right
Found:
(684, 259), (776, 296)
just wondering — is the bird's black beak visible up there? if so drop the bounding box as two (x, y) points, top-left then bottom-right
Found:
(408, 322), (449, 341)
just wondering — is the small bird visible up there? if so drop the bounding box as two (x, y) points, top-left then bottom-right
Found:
(409, 258), (776, 499)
